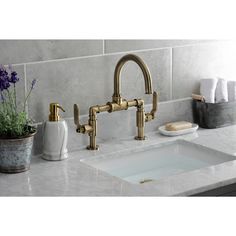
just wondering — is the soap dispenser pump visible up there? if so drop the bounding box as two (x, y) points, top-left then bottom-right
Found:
(42, 103), (68, 161)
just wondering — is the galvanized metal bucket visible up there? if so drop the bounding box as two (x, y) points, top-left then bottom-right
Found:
(0, 132), (36, 173)
(192, 100), (236, 128)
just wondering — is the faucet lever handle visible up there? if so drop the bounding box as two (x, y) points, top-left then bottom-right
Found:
(145, 91), (158, 122)
(74, 104), (80, 126)
(151, 91), (158, 116)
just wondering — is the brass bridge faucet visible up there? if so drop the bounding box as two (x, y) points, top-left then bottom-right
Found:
(74, 54), (158, 150)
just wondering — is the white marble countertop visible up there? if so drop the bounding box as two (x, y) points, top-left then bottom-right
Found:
(1, 125), (236, 196)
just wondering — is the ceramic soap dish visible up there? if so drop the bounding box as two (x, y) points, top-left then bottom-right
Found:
(158, 123), (199, 136)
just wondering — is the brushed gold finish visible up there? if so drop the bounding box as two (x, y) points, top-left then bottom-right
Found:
(112, 54), (152, 104)
(135, 101), (145, 140)
(139, 179), (154, 184)
(74, 54), (158, 150)
(49, 103), (65, 121)
(87, 144), (99, 150)
(145, 91), (158, 122)
(73, 104), (80, 126)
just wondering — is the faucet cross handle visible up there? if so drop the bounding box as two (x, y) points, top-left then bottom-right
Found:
(145, 91), (158, 122)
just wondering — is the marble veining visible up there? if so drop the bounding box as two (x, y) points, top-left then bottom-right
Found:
(1, 125), (236, 196)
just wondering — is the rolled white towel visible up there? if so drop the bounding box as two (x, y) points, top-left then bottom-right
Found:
(227, 80), (236, 102)
(200, 78), (218, 103)
(215, 78), (228, 103)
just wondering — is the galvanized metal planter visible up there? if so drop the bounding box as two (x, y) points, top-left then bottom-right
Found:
(0, 132), (36, 173)
(192, 100), (236, 129)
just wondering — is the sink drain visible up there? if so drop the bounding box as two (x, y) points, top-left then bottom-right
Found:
(139, 179), (154, 184)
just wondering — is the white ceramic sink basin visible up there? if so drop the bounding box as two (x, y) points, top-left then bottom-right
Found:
(81, 140), (236, 184)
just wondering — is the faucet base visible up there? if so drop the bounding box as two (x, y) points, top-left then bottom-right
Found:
(134, 136), (146, 140)
(87, 145), (99, 150)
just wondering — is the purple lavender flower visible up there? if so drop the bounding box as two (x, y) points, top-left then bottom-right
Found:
(31, 79), (36, 89)
(9, 71), (20, 84)
(0, 79), (10, 91)
(0, 66), (10, 91)
(0, 66), (9, 79)
(0, 78), (10, 91)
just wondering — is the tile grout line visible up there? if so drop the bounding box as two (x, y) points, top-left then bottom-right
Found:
(6, 41), (222, 67)
(8, 53), (105, 67)
(170, 47), (173, 100)
(8, 46), (172, 66)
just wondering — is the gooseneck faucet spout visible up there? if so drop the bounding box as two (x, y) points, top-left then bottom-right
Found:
(112, 54), (153, 104)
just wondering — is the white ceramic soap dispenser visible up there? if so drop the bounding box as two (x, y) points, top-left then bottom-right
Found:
(42, 103), (68, 161)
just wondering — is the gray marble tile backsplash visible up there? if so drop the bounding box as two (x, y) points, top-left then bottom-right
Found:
(0, 40), (103, 65)
(104, 40), (216, 53)
(26, 48), (171, 122)
(0, 39), (235, 155)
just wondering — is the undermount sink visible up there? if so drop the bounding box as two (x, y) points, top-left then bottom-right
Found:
(81, 140), (236, 184)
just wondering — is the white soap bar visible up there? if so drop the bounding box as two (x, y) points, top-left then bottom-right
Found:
(165, 121), (192, 131)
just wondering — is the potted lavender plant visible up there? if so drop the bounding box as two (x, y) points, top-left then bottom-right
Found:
(0, 65), (37, 173)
